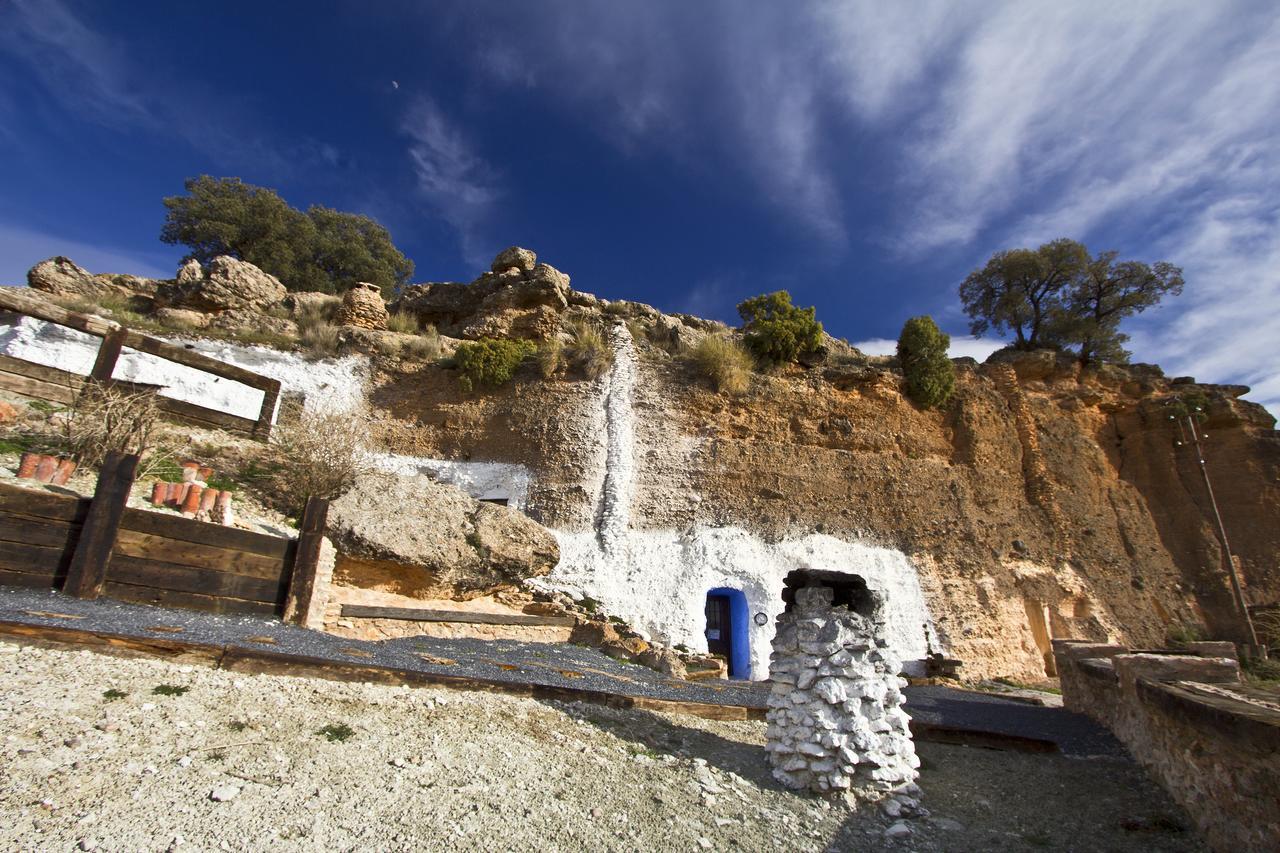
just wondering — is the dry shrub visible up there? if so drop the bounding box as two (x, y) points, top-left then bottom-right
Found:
(689, 334), (753, 394)
(386, 311), (421, 335)
(264, 402), (370, 516)
(50, 379), (163, 468)
(566, 320), (613, 379)
(401, 324), (441, 361)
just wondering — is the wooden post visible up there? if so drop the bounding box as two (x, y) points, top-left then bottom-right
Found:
(252, 379), (282, 441)
(62, 451), (139, 599)
(89, 329), (128, 381)
(282, 496), (329, 624)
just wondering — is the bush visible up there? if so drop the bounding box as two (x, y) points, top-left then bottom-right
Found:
(265, 403), (370, 516)
(897, 315), (955, 409)
(566, 321), (613, 379)
(737, 291), (823, 367)
(386, 311), (420, 335)
(689, 334), (753, 394)
(399, 325), (441, 361)
(454, 338), (534, 392)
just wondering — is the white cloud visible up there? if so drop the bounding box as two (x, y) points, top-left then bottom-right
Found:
(852, 335), (1004, 362)
(0, 222), (174, 285)
(401, 97), (501, 268)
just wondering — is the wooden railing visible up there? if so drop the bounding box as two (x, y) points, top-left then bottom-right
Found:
(0, 288), (281, 440)
(0, 452), (327, 623)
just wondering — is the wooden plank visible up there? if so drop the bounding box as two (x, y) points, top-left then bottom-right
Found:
(119, 508), (291, 559)
(0, 568), (61, 589)
(0, 513), (80, 549)
(0, 288), (119, 336)
(338, 604), (578, 627)
(62, 451), (139, 599)
(119, 331), (275, 391)
(0, 370), (78, 404)
(0, 482), (90, 522)
(282, 497), (328, 625)
(0, 539), (73, 576)
(113, 528), (288, 580)
(106, 553), (285, 603)
(90, 329), (127, 381)
(155, 396), (257, 435)
(101, 581), (280, 617)
(0, 354), (87, 386)
(253, 380), (282, 440)
(0, 620), (226, 666)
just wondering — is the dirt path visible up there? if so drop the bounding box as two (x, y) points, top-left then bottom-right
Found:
(0, 643), (1203, 851)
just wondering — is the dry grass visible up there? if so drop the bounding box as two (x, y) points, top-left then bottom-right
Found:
(45, 380), (163, 468)
(385, 311), (421, 335)
(538, 338), (565, 378)
(688, 334), (753, 395)
(566, 320), (613, 379)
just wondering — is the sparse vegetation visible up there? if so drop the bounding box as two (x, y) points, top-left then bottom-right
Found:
(897, 315), (955, 409)
(228, 720), (250, 732)
(28, 379), (164, 470)
(300, 320), (340, 356)
(102, 688), (128, 701)
(316, 722), (355, 742)
(737, 291), (823, 367)
(1165, 622), (1207, 647)
(454, 337), (534, 392)
(152, 684), (190, 696)
(565, 320), (613, 379)
(688, 334), (752, 394)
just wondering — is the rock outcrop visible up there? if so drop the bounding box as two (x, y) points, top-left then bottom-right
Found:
(155, 256), (286, 313)
(391, 247), (572, 340)
(335, 282), (389, 330)
(27, 256), (161, 299)
(326, 471), (559, 600)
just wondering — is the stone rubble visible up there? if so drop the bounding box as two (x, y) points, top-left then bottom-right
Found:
(765, 585), (919, 801)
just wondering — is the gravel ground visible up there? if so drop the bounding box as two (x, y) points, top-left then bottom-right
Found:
(1, 643), (1204, 852)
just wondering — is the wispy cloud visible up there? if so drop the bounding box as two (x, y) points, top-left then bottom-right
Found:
(401, 97), (501, 267)
(0, 221), (175, 285)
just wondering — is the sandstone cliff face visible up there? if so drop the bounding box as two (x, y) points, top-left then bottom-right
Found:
(362, 324), (1279, 681)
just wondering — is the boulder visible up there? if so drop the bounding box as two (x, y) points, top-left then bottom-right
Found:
(27, 257), (161, 299)
(491, 246), (537, 273)
(152, 308), (210, 329)
(637, 646), (689, 680)
(335, 282), (389, 330)
(284, 291), (341, 316)
(155, 256), (286, 313)
(327, 471), (559, 600)
(206, 308), (297, 337)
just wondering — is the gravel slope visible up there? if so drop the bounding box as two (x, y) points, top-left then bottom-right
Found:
(0, 643), (1203, 852)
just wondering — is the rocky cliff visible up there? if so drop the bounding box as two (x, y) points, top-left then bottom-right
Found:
(11, 250), (1279, 682)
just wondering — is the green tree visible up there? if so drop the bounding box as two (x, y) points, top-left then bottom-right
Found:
(897, 315), (955, 409)
(736, 291), (823, 367)
(160, 176), (413, 295)
(1055, 252), (1184, 365)
(959, 238), (1088, 350)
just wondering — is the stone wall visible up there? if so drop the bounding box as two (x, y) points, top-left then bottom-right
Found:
(1053, 640), (1280, 852)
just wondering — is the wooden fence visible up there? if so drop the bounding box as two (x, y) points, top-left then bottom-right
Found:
(0, 452), (327, 622)
(0, 288), (281, 439)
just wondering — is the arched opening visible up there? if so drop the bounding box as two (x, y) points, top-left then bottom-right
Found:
(781, 569), (879, 619)
(705, 587), (750, 679)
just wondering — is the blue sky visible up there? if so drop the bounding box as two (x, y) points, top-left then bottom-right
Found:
(2, 1), (1278, 415)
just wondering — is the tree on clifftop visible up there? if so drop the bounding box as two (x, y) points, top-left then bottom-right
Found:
(959, 238), (1088, 350)
(959, 239), (1184, 364)
(737, 290), (823, 367)
(1057, 252), (1184, 365)
(897, 315), (955, 409)
(160, 176), (414, 295)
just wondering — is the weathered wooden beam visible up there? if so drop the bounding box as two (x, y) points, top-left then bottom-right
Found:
(119, 331), (276, 390)
(89, 329), (128, 381)
(282, 497), (329, 625)
(119, 505), (290, 559)
(0, 288), (119, 336)
(338, 604), (578, 627)
(62, 451), (139, 599)
(252, 380), (282, 440)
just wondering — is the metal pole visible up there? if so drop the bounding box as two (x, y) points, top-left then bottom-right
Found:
(1184, 414), (1262, 654)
